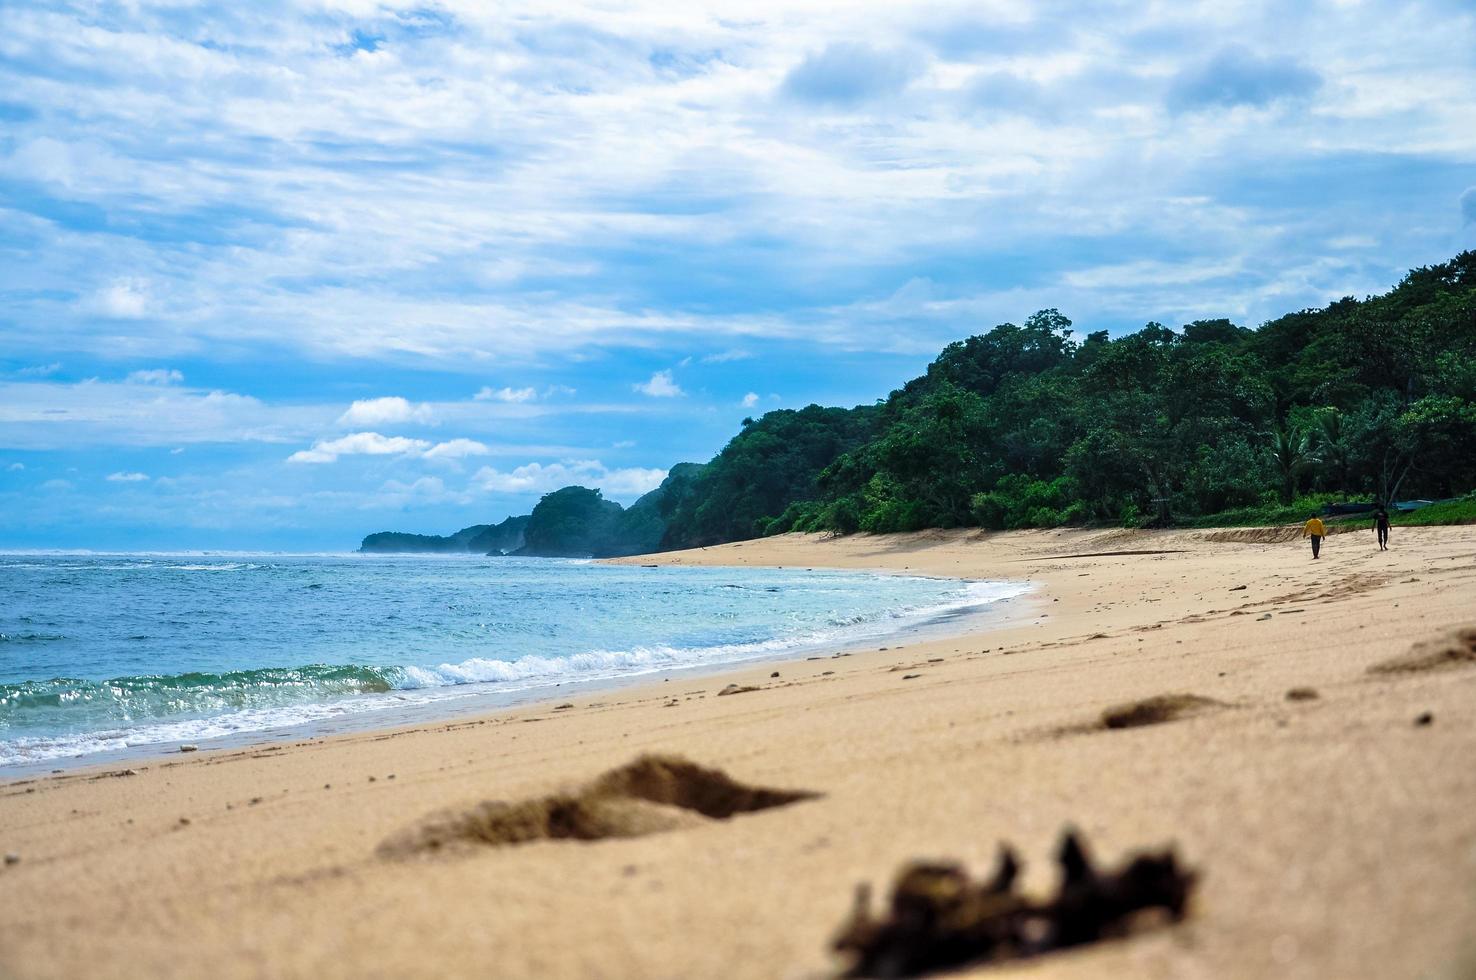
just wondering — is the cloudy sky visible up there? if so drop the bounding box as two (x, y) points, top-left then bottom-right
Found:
(2, 0), (1474, 549)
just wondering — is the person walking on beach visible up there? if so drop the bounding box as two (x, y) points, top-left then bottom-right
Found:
(1373, 505), (1391, 551)
(1303, 513), (1327, 559)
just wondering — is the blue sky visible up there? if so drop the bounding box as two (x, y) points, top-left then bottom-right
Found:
(1, 0), (1474, 550)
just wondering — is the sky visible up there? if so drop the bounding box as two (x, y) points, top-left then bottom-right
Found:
(1, 0), (1474, 551)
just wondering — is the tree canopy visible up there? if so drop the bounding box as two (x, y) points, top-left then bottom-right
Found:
(703, 252), (1476, 536)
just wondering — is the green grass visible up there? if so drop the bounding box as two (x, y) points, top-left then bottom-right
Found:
(1185, 492), (1476, 530)
(1389, 497), (1476, 526)
(1183, 494), (1345, 529)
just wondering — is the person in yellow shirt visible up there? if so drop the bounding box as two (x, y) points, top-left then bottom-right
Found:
(1303, 514), (1327, 559)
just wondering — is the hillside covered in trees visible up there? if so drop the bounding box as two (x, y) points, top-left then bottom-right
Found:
(360, 468), (698, 557)
(364, 252), (1476, 553)
(658, 251), (1476, 543)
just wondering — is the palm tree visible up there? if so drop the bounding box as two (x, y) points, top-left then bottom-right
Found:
(1268, 425), (1317, 504)
(1313, 409), (1351, 492)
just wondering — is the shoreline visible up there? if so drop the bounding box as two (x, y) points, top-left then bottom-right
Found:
(2, 526), (1474, 978)
(0, 563), (1038, 779)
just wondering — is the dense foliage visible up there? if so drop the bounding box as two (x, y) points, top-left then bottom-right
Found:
(677, 253), (1476, 536)
(364, 252), (1476, 553)
(515, 472), (685, 557)
(359, 523), (500, 554)
(659, 405), (880, 548)
(465, 515), (530, 555)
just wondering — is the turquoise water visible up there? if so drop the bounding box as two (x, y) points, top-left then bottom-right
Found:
(0, 554), (1029, 769)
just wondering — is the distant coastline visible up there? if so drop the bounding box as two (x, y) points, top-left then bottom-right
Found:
(360, 253), (1476, 559)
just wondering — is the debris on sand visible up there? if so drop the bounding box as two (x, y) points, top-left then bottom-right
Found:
(178, 745), (198, 753)
(718, 683), (760, 696)
(1368, 626), (1476, 675)
(1099, 694), (1224, 730)
(832, 829), (1196, 978)
(1285, 687), (1319, 701)
(1414, 712), (1434, 726)
(379, 754), (818, 857)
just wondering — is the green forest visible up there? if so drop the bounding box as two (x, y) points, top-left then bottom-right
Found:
(658, 251), (1476, 547)
(363, 252), (1476, 556)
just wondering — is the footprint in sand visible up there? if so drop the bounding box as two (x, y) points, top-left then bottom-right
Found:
(1368, 625), (1476, 675)
(378, 755), (819, 857)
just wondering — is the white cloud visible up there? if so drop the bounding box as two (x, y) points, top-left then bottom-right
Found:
(287, 431), (431, 464)
(0, 0), (1470, 378)
(6, 462), (24, 471)
(106, 471), (149, 482)
(634, 370), (683, 398)
(373, 475), (475, 508)
(703, 349), (752, 364)
(337, 396), (433, 427)
(421, 438), (492, 459)
(126, 368), (184, 385)
(472, 459), (667, 498)
(39, 478), (73, 491)
(93, 280), (149, 319)
(741, 392), (759, 407)
(0, 380), (310, 450)
(475, 386), (537, 403)
(16, 363), (62, 378)
(781, 42), (922, 106)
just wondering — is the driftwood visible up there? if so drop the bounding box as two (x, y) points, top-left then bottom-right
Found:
(833, 829), (1196, 977)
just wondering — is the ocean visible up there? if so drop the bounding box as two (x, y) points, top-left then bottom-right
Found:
(0, 553), (1030, 771)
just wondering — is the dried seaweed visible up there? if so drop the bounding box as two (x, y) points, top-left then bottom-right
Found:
(833, 829), (1196, 977)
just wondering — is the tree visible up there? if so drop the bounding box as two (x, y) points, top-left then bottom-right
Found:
(1311, 408), (1352, 492)
(1267, 426), (1318, 504)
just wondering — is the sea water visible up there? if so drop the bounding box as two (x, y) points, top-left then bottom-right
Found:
(0, 553), (1030, 770)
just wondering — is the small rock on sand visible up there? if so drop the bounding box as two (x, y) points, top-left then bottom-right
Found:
(770, 671), (780, 678)
(1415, 712), (1434, 726)
(718, 683), (759, 696)
(4, 853), (19, 865)
(1285, 687), (1319, 701)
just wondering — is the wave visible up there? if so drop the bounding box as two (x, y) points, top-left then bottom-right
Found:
(0, 578), (1031, 767)
(0, 663), (394, 711)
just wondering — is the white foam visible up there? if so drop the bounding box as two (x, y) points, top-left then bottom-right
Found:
(0, 577), (1033, 769)
(394, 578), (1033, 693)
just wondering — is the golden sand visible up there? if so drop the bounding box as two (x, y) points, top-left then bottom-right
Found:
(2, 525), (1473, 978)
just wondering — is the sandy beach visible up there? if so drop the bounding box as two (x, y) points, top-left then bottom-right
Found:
(1, 525), (1474, 979)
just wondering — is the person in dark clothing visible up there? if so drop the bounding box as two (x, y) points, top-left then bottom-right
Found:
(1373, 506), (1391, 551)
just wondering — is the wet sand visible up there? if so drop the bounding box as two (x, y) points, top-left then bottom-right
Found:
(2, 525), (1474, 978)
